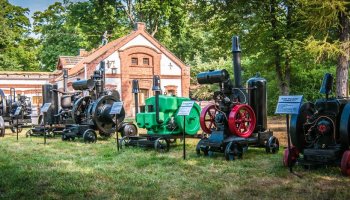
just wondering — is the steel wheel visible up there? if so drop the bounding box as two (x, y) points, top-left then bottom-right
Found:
(266, 136), (279, 154)
(154, 138), (170, 153)
(83, 129), (97, 143)
(119, 136), (130, 149)
(91, 95), (125, 137)
(282, 147), (299, 167)
(225, 142), (243, 161)
(200, 104), (218, 134)
(196, 138), (209, 156)
(341, 150), (350, 176)
(228, 104), (256, 138)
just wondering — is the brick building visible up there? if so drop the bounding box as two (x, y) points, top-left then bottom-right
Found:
(54, 22), (190, 116)
(0, 22), (191, 117)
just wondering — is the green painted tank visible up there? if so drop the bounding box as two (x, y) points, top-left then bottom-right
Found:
(136, 95), (201, 135)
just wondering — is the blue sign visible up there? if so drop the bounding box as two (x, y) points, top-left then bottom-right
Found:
(275, 95), (303, 115)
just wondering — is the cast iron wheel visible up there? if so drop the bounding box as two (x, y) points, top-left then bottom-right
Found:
(265, 136), (280, 154)
(25, 129), (32, 137)
(154, 138), (170, 153)
(200, 104), (218, 134)
(225, 142), (243, 161)
(61, 134), (69, 141)
(283, 147), (299, 167)
(83, 129), (97, 143)
(196, 138), (209, 156)
(225, 142), (235, 161)
(341, 150), (350, 176)
(10, 125), (23, 134)
(119, 136), (131, 149)
(91, 95), (125, 136)
(228, 104), (256, 138)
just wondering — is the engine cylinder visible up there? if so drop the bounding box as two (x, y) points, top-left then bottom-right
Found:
(197, 69), (230, 84)
(247, 74), (267, 132)
(72, 79), (95, 91)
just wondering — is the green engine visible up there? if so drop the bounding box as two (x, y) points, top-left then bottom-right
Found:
(133, 76), (200, 136)
(136, 95), (201, 135)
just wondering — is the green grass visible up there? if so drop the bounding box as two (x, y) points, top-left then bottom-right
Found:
(0, 131), (350, 200)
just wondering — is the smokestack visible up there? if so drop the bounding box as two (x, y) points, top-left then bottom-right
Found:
(63, 69), (68, 92)
(132, 79), (140, 116)
(232, 36), (242, 88)
(152, 75), (162, 124)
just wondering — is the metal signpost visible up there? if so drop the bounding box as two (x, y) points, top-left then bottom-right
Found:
(177, 101), (195, 160)
(275, 95), (303, 173)
(110, 102), (123, 152)
(14, 106), (22, 141)
(40, 103), (52, 145)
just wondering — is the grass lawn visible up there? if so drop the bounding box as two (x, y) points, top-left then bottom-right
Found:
(0, 129), (350, 200)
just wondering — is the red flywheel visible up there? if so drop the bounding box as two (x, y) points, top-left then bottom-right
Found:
(200, 104), (218, 134)
(228, 104), (256, 138)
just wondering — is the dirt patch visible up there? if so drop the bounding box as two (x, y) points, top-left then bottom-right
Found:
(267, 116), (288, 147)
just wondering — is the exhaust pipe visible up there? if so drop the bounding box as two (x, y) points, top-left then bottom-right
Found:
(63, 69), (68, 92)
(152, 75), (163, 124)
(132, 79), (140, 116)
(232, 36), (242, 88)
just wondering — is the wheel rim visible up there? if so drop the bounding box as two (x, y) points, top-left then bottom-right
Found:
(154, 138), (169, 152)
(83, 129), (97, 143)
(341, 150), (350, 176)
(225, 142), (235, 161)
(283, 147), (299, 167)
(200, 104), (218, 134)
(228, 104), (256, 138)
(266, 136), (279, 154)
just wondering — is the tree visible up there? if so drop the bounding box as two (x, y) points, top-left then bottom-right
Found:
(0, 0), (38, 71)
(301, 0), (350, 97)
(33, 2), (83, 71)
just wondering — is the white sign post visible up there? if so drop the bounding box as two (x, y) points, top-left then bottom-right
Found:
(177, 101), (195, 160)
(275, 95), (303, 173)
(14, 106), (22, 141)
(110, 102), (123, 152)
(40, 103), (52, 145)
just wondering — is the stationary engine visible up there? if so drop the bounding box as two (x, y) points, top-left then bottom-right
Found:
(62, 61), (136, 142)
(287, 73), (350, 176)
(134, 76), (200, 136)
(0, 88), (32, 135)
(196, 36), (279, 160)
(118, 75), (201, 152)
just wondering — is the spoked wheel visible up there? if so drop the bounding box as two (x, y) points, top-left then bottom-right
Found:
(265, 136), (279, 154)
(341, 150), (350, 176)
(83, 129), (97, 143)
(10, 125), (23, 134)
(119, 136), (131, 149)
(224, 141), (243, 161)
(25, 130), (32, 138)
(154, 137), (170, 153)
(196, 138), (209, 156)
(228, 104), (256, 138)
(200, 104), (219, 134)
(283, 147), (299, 167)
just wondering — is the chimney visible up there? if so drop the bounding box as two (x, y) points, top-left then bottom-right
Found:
(79, 49), (88, 57)
(134, 22), (146, 31)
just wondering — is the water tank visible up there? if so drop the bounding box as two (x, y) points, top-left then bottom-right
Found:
(247, 74), (267, 132)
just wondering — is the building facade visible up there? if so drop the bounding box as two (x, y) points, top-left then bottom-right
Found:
(0, 22), (191, 117)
